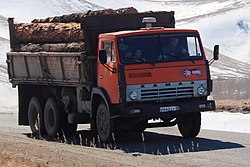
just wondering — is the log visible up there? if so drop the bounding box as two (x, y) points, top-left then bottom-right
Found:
(12, 7), (138, 50)
(32, 13), (86, 23)
(15, 23), (83, 44)
(115, 7), (138, 14)
(13, 42), (84, 52)
(31, 7), (138, 23)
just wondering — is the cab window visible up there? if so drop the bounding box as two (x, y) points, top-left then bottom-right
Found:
(103, 42), (115, 63)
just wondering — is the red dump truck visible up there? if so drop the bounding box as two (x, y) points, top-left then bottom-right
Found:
(6, 11), (219, 142)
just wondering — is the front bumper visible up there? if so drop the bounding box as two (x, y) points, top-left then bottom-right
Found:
(115, 100), (215, 118)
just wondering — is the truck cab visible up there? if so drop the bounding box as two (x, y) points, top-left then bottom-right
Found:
(98, 28), (212, 103)
(95, 26), (218, 142)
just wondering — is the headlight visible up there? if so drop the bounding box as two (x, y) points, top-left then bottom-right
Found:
(197, 85), (205, 95)
(129, 91), (138, 100)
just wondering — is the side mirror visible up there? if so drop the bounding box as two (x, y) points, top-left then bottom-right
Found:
(213, 45), (219, 60)
(99, 49), (107, 64)
(209, 45), (219, 65)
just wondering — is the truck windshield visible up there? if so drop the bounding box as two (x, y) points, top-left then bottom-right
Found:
(118, 33), (203, 64)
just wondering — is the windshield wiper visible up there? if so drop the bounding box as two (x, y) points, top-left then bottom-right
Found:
(147, 62), (156, 67)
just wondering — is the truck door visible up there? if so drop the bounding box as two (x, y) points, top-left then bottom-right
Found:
(98, 41), (119, 104)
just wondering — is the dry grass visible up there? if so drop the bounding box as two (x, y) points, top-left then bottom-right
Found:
(215, 99), (250, 114)
(0, 152), (43, 167)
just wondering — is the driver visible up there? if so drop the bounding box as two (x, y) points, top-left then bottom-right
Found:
(123, 49), (145, 63)
(132, 49), (145, 62)
(159, 37), (188, 60)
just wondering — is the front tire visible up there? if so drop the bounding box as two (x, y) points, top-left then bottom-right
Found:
(28, 97), (46, 135)
(44, 98), (60, 136)
(96, 102), (112, 143)
(177, 112), (201, 138)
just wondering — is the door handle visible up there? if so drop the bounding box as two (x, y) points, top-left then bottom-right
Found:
(99, 75), (103, 79)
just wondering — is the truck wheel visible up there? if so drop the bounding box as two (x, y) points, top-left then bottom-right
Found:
(96, 102), (112, 143)
(44, 98), (60, 137)
(28, 97), (46, 135)
(177, 112), (201, 138)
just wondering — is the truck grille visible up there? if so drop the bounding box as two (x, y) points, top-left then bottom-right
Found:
(126, 80), (207, 102)
(141, 86), (193, 101)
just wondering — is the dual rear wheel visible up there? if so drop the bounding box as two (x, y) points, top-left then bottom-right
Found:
(28, 97), (77, 137)
(28, 97), (46, 135)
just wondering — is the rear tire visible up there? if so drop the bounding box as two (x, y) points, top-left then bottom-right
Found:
(177, 112), (201, 138)
(28, 97), (46, 135)
(44, 98), (60, 137)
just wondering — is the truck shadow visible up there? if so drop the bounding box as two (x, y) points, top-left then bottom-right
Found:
(25, 129), (244, 155)
(111, 131), (245, 155)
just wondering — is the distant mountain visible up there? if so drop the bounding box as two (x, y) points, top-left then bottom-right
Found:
(0, 37), (9, 84)
(172, 1), (250, 64)
(205, 48), (250, 79)
(0, 0), (102, 23)
(0, 15), (9, 39)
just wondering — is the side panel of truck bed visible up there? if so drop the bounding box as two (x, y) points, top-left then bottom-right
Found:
(6, 52), (85, 86)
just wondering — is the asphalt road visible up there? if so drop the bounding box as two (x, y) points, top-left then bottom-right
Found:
(1, 112), (250, 166)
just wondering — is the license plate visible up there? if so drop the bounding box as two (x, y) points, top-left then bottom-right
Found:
(160, 106), (181, 112)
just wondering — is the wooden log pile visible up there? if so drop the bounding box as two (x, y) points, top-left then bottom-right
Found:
(16, 42), (85, 52)
(31, 7), (138, 23)
(12, 7), (138, 52)
(15, 23), (83, 44)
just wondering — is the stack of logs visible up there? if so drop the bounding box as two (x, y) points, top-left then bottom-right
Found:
(13, 7), (138, 52)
